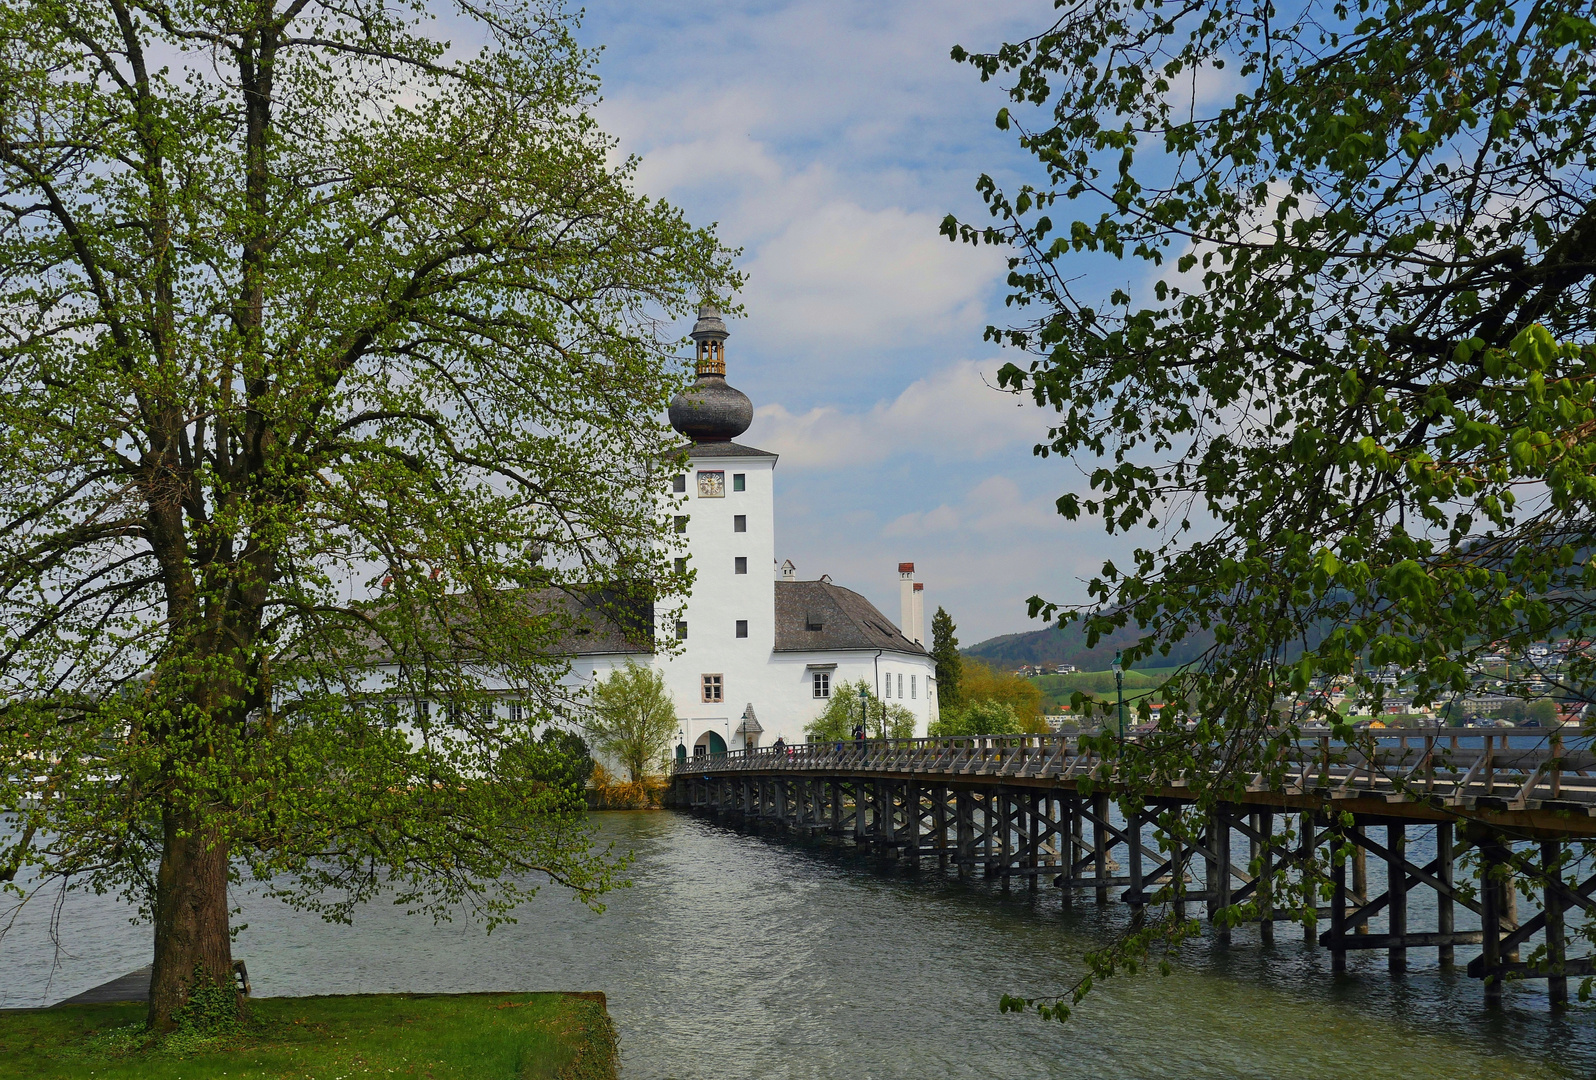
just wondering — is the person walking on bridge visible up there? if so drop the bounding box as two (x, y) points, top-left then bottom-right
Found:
(773, 736), (786, 756)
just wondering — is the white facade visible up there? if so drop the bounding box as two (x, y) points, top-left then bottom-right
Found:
(563, 436), (936, 753)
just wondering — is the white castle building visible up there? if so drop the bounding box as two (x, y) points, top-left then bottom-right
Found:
(562, 304), (938, 756)
(368, 305), (937, 756)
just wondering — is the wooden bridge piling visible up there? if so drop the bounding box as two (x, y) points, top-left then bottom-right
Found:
(671, 731), (1596, 1009)
(1389, 823), (1407, 974)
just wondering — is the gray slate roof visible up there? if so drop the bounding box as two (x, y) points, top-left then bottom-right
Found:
(773, 579), (926, 655)
(362, 580), (916, 663)
(361, 586), (652, 666)
(671, 440), (778, 459)
(540, 588), (654, 656)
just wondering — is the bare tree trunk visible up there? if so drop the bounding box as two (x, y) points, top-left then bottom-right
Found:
(147, 809), (235, 1030)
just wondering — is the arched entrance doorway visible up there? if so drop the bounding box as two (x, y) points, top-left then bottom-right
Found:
(693, 730), (727, 757)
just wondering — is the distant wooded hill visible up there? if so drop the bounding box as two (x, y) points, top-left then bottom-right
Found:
(961, 622), (1215, 672)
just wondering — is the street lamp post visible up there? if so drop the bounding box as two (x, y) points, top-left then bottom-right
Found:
(1113, 650), (1125, 739)
(858, 684), (870, 742)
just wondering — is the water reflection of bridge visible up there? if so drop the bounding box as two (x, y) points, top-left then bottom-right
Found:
(670, 731), (1596, 1009)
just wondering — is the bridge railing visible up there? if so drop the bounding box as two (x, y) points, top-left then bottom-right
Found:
(671, 729), (1596, 809)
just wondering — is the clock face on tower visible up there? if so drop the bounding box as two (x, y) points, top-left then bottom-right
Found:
(697, 471), (725, 498)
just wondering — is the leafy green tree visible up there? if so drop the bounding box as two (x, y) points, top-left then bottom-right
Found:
(1530, 699), (1560, 727)
(947, 0), (1596, 791)
(930, 607), (964, 710)
(0, 0), (734, 1030)
(584, 662), (679, 784)
(805, 680), (916, 741)
(929, 699), (1022, 738)
(950, 0), (1596, 1020)
(949, 0), (1596, 723)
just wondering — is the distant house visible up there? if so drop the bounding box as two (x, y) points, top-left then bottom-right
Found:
(1558, 704), (1591, 726)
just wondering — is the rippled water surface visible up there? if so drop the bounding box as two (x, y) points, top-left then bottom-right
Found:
(5, 811), (1595, 1078)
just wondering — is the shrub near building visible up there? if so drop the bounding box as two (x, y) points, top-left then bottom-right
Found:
(930, 699), (1024, 737)
(805, 680), (916, 741)
(964, 662), (1047, 731)
(927, 662), (1048, 736)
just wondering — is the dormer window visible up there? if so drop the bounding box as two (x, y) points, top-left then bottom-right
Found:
(805, 615), (823, 632)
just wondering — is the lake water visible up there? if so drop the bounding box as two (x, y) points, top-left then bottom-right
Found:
(4, 810), (1594, 1079)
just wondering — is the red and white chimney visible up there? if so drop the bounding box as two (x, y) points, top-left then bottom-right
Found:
(898, 563), (925, 646)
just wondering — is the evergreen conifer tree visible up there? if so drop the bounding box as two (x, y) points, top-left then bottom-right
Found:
(930, 607), (963, 710)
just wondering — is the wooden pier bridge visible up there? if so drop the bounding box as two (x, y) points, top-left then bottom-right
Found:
(669, 730), (1596, 1008)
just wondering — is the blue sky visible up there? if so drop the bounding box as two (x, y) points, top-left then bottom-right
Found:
(577, 0), (1131, 645)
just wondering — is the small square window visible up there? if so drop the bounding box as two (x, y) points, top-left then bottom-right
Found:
(675, 621), (688, 640)
(674, 557), (687, 574)
(813, 671), (830, 698)
(734, 556), (747, 574)
(674, 516), (687, 534)
(702, 674), (723, 703)
(733, 473), (746, 492)
(736, 619), (748, 638)
(734, 515), (746, 533)
(672, 475), (686, 493)
(697, 471), (725, 498)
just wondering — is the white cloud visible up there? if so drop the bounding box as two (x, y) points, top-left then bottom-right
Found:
(589, 0), (1024, 358)
(602, 79), (1006, 353)
(775, 469), (1107, 642)
(741, 201), (1000, 348)
(747, 359), (1040, 469)
(883, 476), (1061, 539)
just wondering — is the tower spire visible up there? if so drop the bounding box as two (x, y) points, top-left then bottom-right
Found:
(669, 302), (751, 443)
(690, 302), (729, 377)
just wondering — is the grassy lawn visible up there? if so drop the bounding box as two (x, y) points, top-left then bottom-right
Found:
(0, 991), (616, 1080)
(1033, 666), (1183, 711)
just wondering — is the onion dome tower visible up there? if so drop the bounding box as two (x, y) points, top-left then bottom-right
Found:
(668, 303), (753, 443)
